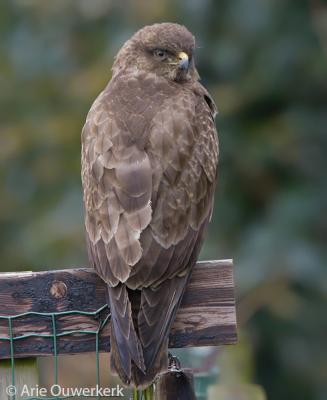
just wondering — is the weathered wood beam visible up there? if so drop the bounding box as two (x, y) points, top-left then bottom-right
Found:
(0, 260), (237, 359)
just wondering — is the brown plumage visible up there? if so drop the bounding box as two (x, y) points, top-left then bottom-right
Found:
(81, 23), (219, 388)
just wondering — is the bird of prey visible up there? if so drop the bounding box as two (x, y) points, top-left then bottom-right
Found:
(81, 22), (218, 388)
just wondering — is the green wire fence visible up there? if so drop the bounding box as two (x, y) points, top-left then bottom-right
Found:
(0, 305), (111, 400)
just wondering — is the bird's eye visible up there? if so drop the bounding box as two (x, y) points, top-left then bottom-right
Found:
(153, 49), (168, 61)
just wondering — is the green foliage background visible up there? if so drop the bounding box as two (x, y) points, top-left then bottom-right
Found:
(0, 1), (326, 399)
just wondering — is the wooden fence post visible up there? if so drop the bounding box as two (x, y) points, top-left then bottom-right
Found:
(155, 355), (196, 400)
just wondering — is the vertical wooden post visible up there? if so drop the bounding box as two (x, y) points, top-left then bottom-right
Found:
(0, 358), (39, 400)
(155, 355), (196, 400)
(155, 369), (196, 400)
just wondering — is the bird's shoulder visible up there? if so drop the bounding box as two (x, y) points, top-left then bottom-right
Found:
(145, 81), (218, 248)
(189, 80), (218, 119)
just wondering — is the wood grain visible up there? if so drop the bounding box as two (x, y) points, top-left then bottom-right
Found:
(0, 260), (237, 359)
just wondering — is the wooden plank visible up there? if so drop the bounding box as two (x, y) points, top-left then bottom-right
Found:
(0, 260), (237, 359)
(0, 358), (39, 399)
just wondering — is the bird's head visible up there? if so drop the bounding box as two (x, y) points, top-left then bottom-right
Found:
(112, 23), (199, 83)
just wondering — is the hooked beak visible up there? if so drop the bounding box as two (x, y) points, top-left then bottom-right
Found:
(178, 52), (189, 71)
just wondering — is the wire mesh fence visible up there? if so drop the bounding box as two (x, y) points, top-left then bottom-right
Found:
(0, 305), (111, 400)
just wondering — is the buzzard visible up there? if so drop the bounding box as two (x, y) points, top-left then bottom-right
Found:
(81, 23), (218, 388)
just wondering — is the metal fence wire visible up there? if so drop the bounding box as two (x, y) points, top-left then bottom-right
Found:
(0, 305), (111, 400)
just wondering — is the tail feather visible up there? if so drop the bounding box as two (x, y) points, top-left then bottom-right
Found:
(111, 326), (169, 388)
(108, 285), (145, 381)
(108, 274), (190, 389)
(139, 275), (189, 369)
(107, 220), (208, 388)
(130, 337), (169, 388)
(107, 238), (205, 387)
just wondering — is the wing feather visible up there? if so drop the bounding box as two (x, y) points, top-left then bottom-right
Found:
(81, 90), (153, 284)
(147, 90), (218, 249)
